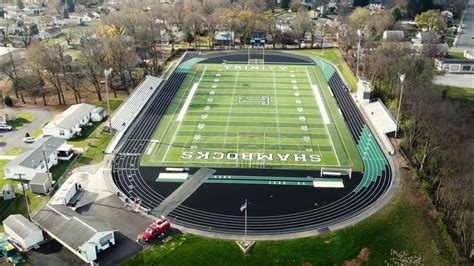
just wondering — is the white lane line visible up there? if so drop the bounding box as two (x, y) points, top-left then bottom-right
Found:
(162, 65), (208, 162)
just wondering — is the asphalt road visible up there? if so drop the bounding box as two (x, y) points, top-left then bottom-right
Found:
(434, 73), (474, 88)
(455, 0), (474, 52)
(0, 106), (53, 155)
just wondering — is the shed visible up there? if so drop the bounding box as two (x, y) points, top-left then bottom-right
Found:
(30, 173), (52, 194)
(3, 214), (43, 250)
(2, 184), (15, 200)
(91, 107), (106, 122)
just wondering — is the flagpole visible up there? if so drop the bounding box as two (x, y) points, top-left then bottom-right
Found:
(244, 198), (247, 242)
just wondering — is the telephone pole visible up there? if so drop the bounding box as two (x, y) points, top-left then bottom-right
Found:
(17, 174), (31, 221)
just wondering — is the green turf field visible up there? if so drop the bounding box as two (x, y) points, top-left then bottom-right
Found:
(141, 63), (362, 171)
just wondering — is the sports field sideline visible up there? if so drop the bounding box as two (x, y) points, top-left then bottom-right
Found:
(141, 63), (362, 171)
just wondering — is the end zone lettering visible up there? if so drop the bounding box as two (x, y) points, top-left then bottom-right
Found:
(181, 151), (322, 163)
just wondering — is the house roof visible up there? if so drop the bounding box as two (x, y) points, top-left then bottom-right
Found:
(92, 107), (105, 114)
(383, 30), (404, 40)
(2, 184), (14, 192)
(440, 59), (474, 65)
(3, 214), (41, 240)
(5, 136), (65, 171)
(33, 204), (115, 251)
(45, 103), (96, 130)
(30, 173), (51, 186)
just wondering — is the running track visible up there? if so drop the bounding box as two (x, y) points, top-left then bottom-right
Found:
(111, 51), (393, 236)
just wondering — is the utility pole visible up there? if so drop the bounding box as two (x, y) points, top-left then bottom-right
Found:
(356, 29), (362, 78)
(244, 199), (247, 242)
(42, 142), (53, 193)
(104, 68), (113, 131)
(395, 73), (406, 138)
(17, 174), (31, 221)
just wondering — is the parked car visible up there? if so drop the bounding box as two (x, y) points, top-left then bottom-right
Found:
(0, 124), (12, 131)
(23, 137), (36, 143)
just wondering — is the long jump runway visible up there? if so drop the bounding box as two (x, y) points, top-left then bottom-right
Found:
(112, 51), (393, 237)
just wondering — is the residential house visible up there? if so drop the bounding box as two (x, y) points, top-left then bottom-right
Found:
(43, 103), (96, 139)
(3, 137), (73, 181)
(435, 59), (474, 73)
(383, 30), (404, 42)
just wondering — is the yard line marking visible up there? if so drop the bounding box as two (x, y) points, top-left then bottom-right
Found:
(221, 69), (239, 149)
(162, 65), (208, 162)
(305, 66), (340, 166)
(272, 67), (282, 150)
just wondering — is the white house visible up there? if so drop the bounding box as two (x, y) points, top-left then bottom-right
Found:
(435, 59), (474, 73)
(3, 214), (43, 251)
(4, 137), (73, 181)
(383, 30), (404, 42)
(43, 103), (96, 139)
(53, 18), (83, 26)
(33, 204), (116, 263)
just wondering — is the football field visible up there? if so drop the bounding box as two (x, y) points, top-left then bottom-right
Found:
(141, 63), (362, 171)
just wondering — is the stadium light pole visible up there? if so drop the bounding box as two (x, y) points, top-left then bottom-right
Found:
(356, 29), (362, 78)
(104, 68), (113, 131)
(395, 73), (406, 139)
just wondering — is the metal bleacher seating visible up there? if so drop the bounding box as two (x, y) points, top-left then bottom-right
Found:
(108, 75), (163, 132)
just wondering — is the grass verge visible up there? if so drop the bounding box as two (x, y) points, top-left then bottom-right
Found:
(125, 171), (457, 265)
(5, 147), (22, 156)
(435, 85), (474, 102)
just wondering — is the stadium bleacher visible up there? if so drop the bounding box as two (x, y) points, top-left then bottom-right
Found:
(108, 75), (163, 132)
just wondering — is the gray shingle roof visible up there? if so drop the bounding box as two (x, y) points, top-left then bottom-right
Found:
(30, 173), (50, 185)
(32, 205), (115, 251)
(45, 103), (95, 130)
(3, 214), (41, 239)
(6, 136), (65, 170)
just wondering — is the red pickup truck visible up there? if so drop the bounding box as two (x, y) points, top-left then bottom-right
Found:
(140, 217), (171, 242)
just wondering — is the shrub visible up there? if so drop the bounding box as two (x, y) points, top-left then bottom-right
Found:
(4, 95), (13, 107)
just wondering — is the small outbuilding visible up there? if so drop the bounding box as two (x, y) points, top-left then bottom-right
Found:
(383, 30), (404, 42)
(3, 214), (43, 250)
(2, 184), (15, 200)
(30, 173), (52, 194)
(91, 107), (106, 122)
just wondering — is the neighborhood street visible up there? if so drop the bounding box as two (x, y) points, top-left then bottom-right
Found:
(0, 106), (53, 155)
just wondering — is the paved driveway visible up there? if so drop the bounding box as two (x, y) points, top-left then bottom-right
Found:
(0, 106), (53, 155)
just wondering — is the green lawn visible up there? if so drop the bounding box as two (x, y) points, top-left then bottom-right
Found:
(0, 160), (47, 230)
(125, 175), (457, 265)
(435, 85), (474, 102)
(446, 50), (465, 59)
(6, 112), (36, 128)
(289, 49), (358, 92)
(141, 63), (361, 171)
(76, 131), (113, 166)
(5, 147), (22, 156)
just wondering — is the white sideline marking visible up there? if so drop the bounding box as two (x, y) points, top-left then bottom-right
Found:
(311, 85), (331, 125)
(177, 82), (199, 122)
(158, 173), (188, 180)
(305, 66), (340, 166)
(162, 66), (207, 162)
(313, 180), (344, 188)
(146, 141), (157, 155)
